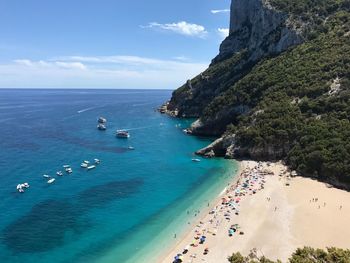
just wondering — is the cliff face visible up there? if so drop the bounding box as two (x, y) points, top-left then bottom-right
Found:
(167, 0), (303, 135)
(213, 0), (302, 63)
(165, 0), (350, 189)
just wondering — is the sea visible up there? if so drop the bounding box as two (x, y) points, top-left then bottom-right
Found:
(0, 89), (238, 263)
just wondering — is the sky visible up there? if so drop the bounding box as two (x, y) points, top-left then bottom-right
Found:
(0, 0), (231, 89)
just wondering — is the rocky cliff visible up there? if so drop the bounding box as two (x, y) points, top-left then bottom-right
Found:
(167, 0), (303, 135)
(164, 0), (350, 189)
(213, 0), (303, 63)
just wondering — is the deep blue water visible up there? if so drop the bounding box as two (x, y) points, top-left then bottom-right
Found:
(0, 89), (235, 263)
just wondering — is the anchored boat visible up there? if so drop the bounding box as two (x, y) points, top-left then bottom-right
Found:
(116, 130), (130, 138)
(87, 165), (96, 170)
(97, 123), (106, 130)
(47, 178), (55, 184)
(98, 117), (107, 124)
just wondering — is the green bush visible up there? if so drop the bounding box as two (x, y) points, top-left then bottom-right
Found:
(228, 247), (350, 263)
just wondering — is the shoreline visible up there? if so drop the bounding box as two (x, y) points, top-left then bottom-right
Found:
(102, 159), (240, 263)
(155, 161), (244, 262)
(159, 160), (350, 263)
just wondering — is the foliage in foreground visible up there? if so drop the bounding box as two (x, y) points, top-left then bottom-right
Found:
(228, 247), (350, 263)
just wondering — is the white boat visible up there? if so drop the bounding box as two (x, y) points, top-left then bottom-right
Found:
(94, 158), (100, 164)
(97, 124), (107, 130)
(63, 165), (70, 168)
(47, 178), (55, 184)
(81, 163), (88, 168)
(17, 183), (28, 192)
(56, 171), (63, 176)
(83, 160), (90, 164)
(116, 130), (130, 138)
(87, 165), (96, 170)
(128, 146), (135, 150)
(98, 117), (107, 124)
(192, 158), (201, 162)
(43, 174), (50, 178)
(65, 168), (73, 174)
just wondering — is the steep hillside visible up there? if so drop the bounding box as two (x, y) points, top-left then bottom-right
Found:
(164, 0), (350, 188)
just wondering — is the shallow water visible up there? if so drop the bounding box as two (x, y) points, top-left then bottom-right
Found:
(0, 89), (236, 262)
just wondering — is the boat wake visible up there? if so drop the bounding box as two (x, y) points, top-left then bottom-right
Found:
(62, 105), (107, 121)
(77, 106), (100, 114)
(121, 123), (164, 131)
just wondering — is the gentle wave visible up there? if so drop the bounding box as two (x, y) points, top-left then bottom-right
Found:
(0, 118), (15, 123)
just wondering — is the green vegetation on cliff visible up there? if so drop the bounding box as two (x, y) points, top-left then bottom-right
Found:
(222, 11), (350, 185)
(168, 0), (350, 187)
(228, 247), (350, 263)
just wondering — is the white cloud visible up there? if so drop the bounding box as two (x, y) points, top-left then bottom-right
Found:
(218, 28), (229, 38)
(0, 55), (208, 89)
(14, 59), (33, 66)
(55, 62), (87, 70)
(211, 9), (230, 14)
(173, 56), (189, 61)
(142, 21), (207, 38)
(14, 59), (87, 70)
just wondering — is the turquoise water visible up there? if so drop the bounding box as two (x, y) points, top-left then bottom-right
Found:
(0, 89), (236, 263)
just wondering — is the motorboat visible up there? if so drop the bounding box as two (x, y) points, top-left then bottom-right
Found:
(94, 158), (100, 164)
(87, 165), (96, 170)
(17, 182), (29, 192)
(65, 167), (73, 174)
(43, 174), (50, 178)
(128, 146), (135, 150)
(47, 178), (56, 184)
(116, 130), (130, 138)
(83, 160), (90, 164)
(17, 186), (24, 193)
(98, 117), (107, 124)
(97, 124), (107, 131)
(56, 171), (63, 176)
(81, 163), (88, 168)
(17, 184), (24, 193)
(192, 158), (201, 162)
(63, 165), (70, 169)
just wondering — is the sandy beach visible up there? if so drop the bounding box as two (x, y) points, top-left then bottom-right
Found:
(160, 160), (350, 263)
